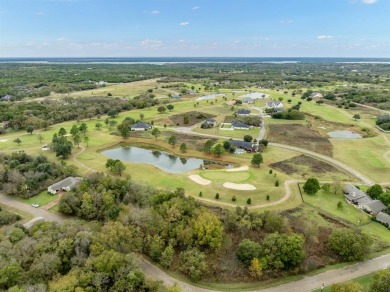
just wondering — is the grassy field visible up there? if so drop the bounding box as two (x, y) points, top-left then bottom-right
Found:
(314, 272), (376, 292)
(15, 191), (58, 207)
(0, 203), (33, 228)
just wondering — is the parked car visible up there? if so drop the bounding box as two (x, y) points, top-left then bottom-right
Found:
(31, 203), (39, 208)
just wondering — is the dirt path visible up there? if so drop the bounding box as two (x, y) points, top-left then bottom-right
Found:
(71, 145), (96, 173)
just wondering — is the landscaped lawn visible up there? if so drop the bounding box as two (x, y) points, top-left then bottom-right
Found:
(303, 189), (371, 226)
(15, 191), (58, 207)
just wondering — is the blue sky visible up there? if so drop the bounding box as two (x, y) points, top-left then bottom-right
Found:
(0, 0), (389, 57)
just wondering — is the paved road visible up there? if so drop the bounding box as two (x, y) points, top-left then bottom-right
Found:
(0, 194), (64, 225)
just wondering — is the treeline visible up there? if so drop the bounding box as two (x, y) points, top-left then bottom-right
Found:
(0, 95), (158, 132)
(0, 152), (77, 198)
(58, 172), (381, 282)
(376, 114), (390, 131)
(1, 63), (389, 100)
(0, 220), (169, 291)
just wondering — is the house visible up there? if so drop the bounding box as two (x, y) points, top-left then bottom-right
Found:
(376, 212), (390, 227)
(311, 92), (323, 99)
(201, 119), (217, 129)
(232, 121), (250, 130)
(230, 139), (258, 152)
(241, 97), (255, 104)
(130, 122), (152, 131)
(236, 109), (251, 116)
(171, 93), (181, 99)
(48, 177), (82, 194)
(344, 184), (372, 205)
(97, 81), (107, 86)
(226, 100), (236, 106)
(186, 90), (197, 95)
(266, 101), (284, 109)
(361, 200), (387, 215)
(41, 144), (50, 151)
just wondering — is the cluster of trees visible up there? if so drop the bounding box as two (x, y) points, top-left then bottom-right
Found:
(0, 152), (76, 198)
(0, 220), (169, 291)
(376, 114), (390, 131)
(367, 184), (390, 215)
(0, 206), (21, 226)
(271, 108), (305, 120)
(203, 139), (224, 157)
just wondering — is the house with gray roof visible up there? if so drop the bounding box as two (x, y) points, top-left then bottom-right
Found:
(201, 119), (217, 129)
(241, 97), (255, 104)
(344, 184), (368, 202)
(130, 122), (152, 131)
(1, 95), (12, 102)
(230, 139), (258, 152)
(186, 90), (198, 95)
(236, 109), (251, 116)
(266, 101), (284, 109)
(48, 177), (82, 194)
(361, 200), (387, 215)
(376, 212), (390, 227)
(232, 121), (250, 130)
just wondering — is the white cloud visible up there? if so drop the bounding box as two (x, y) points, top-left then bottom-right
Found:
(179, 21), (189, 26)
(56, 37), (65, 41)
(36, 11), (44, 16)
(140, 39), (163, 48)
(279, 19), (294, 24)
(362, 0), (377, 4)
(317, 35), (335, 40)
(192, 6), (200, 10)
(144, 10), (160, 15)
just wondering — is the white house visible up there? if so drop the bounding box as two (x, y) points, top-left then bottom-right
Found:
(266, 101), (284, 109)
(232, 121), (250, 130)
(130, 122), (152, 131)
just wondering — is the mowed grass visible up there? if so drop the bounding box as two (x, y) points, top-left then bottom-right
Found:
(331, 136), (390, 183)
(314, 272), (375, 292)
(15, 191), (58, 207)
(303, 189), (371, 226)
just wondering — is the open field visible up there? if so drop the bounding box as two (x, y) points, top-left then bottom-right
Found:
(15, 191), (59, 207)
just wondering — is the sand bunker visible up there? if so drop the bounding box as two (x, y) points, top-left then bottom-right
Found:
(189, 175), (211, 185)
(223, 182), (256, 190)
(226, 166), (249, 172)
(0, 139), (8, 142)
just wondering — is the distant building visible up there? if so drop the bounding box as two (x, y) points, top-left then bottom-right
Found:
(241, 97), (255, 104)
(97, 81), (107, 86)
(344, 184), (372, 206)
(231, 121), (250, 130)
(130, 122), (152, 131)
(376, 212), (390, 227)
(236, 109), (251, 116)
(41, 144), (50, 151)
(171, 93), (181, 99)
(360, 200), (387, 215)
(186, 90), (198, 95)
(1, 95), (12, 101)
(48, 177), (82, 194)
(230, 139), (257, 152)
(201, 119), (217, 129)
(311, 92), (323, 99)
(266, 101), (284, 109)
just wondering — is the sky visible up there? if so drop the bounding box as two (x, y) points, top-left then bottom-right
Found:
(0, 0), (389, 58)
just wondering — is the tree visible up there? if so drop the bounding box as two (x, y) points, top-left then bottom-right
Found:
(157, 106), (167, 114)
(108, 120), (118, 130)
(13, 137), (22, 146)
(215, 193), (220, 199)
(168, 135), (177, 148)
(160, 245), (174, 268)
(204, 139), (214, 154)
(54, 137), (73, 159)
(260, 233), (305, 270)
(26, 125), (34, 134)
(327, 228), (372, 261)
(95, 122), (102, 130)
(251, 153), (263, 168)
(84, 136), (89, 147)
(192, 211), (224, 250)
(247, 198), (252, 204)
(180, 143), (187, 153)
(236, 239), (261, 267)
(167, 104), (174, 111)
(353, 114), (361, 121)
(243, 135), (253, 142)
(118, 124), (130, 138)
(249, 258), (264, 279)
(79, 123), (88, 135)
(275, 180), (280, 187)
(332, 281), (363, 292)
(370, 268), (390, 292)
(212, 143), (224, 157)
(70, 125), (79, 136)
(303, 178), (321, 195)
(151, 128), (161, 141)
(58, 127), (67, 136)
(183, 115), (189, 124)
(73, 133), (81, 149)
(259, 139), (269, 147)
(367, 184), (383, 199)
(139, 113), (144, 120)
(37, 134), (44, 144)
(332, 180), (342, 195)
(223, 140), (231, 150)
(106, 159), (126, 176)
(0, 262), (23, 289)
(179, 248), (207, 281)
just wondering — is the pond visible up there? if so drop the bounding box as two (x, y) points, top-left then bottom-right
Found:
(101, 146), (205, 174)
(328, 130), (362, 139)
(240, 92), (270, 99)
(196, 93), (225, 101)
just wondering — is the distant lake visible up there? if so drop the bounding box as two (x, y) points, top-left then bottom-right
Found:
(196, 93), (225, 101)
(328, 130), (362, 139)
(101, 146), (204, 174)
(240, 92), (270, 99)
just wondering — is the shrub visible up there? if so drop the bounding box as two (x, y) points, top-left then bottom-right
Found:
(215, 193), (220, 200)
(247, 198), (252, 205)
(232, 195), (236, 202)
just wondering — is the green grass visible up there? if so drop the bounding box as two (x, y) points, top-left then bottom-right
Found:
(15, 191), (58, 207)
(0, 203), (33, 226)
(314, 272), (376, 292)
(303, 189), (371, 226)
